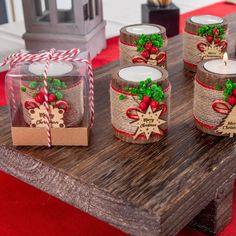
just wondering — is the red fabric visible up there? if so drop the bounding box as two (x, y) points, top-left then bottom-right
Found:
(180, 2), (236, 33)
(0, 71), (6, 106)
(1, 2), (236, 235)
(92, 36), (120, 70)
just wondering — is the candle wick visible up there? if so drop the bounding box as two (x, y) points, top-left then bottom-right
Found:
(224, 61), (227, 66)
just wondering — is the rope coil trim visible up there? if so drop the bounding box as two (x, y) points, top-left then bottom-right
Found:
(1, 48), (94, 147)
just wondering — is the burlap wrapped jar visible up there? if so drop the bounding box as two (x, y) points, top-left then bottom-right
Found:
(120, 24), (167, 68)
(193, 59), (236, 137)
(20, 62), (84, 127)
(183, 15), (228, 73)
(110, 64), (171, 144)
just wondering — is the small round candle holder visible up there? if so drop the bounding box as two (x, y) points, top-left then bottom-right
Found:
(183, 15), (228, 73)
(193, 59), (236, 137)
(20, 61), (84, 127)
(110, 64), (171, 144)
(119, 24), (167, 68)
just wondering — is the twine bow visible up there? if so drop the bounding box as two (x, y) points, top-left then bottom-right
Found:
(0, 48), (94, 147)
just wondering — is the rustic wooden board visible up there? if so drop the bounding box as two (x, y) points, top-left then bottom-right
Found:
(1, 13), (236, 236)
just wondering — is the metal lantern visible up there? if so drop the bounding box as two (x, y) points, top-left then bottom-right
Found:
(22, 0), (106, 58)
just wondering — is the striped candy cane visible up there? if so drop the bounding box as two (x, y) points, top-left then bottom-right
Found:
(0, 48), (95, 147)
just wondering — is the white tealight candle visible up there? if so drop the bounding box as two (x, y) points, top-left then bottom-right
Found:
(29, 61), (73, 76)
(204, 56), (236, 75)
(191, 15), (223, 25)
(119, 65), (162, 82)
(126, 25), (160, 35)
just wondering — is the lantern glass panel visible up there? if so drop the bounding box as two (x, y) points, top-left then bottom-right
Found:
(34, 0), (50, 22)
(56, 0), (75, 23)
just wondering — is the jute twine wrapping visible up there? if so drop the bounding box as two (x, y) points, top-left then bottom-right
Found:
(193, 79), (225, 127)
(183, 17), (228, 72)
(193, 60), (236, 136)
(120, 24), (167, 68)
(183, 33), (208, 66)
(111, 65), (170, 144)
(20, 80), (84, 127)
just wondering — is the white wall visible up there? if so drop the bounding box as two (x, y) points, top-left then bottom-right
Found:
(5, 0), (222, 23)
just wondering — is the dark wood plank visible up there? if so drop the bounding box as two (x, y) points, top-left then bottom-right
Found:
(0, 13), (236, 236)
(189, 174), (235, 236)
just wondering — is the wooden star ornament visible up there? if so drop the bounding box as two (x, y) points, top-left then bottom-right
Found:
(131, 106), (166, 140)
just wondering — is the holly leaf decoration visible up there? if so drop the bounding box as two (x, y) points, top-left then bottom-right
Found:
(197, 24), (225, 43)
(223, 79), (236, 102)
(123, 78), (165, 103)
(27, 75), (67, 104)
(134, 33), (164, 53)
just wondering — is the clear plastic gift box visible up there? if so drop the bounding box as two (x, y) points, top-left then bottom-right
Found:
(5, 50), (93, 146)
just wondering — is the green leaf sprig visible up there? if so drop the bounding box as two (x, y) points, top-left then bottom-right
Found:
(135, 34), (164, 53)
(119, 78), (165, 103)
(223, 79), (236, 102)
(21, 75), (67, 101)
(197, 24), (225, 43)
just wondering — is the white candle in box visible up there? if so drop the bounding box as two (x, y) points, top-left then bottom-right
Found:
(29, 61), (73, 76)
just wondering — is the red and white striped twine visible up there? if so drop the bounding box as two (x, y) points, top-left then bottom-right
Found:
(0, 48), (95, 147)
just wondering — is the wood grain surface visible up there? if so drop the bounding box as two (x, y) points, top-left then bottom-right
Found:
(0, 14), (236, 236)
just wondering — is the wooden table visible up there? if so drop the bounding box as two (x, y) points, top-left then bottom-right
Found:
(1, 14), (236, 236)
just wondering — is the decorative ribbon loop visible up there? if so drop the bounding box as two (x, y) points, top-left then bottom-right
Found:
(216, 40), (227, 50)
(132, 56), (147, 64)
(126, 103), (167, 121)
(156, 52), (167, 64)
(160, 104), (167, 116)
(212, 100), (231, 115)
(126, 108), (140, 120)
(197, 42), (208, 52)
(0, 48), (94, 147)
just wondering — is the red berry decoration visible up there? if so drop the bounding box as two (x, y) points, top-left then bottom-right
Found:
(215, 37), (221, 43)
(48, 93), (57, 102)
(139, 101), (148, 111)
(142, 95), (151, 104)
(144, 42), (153, 51)
(141, 50), (150, 59)
(232, 89), (236, 97)
(39, 88), (45, 95)
(150, 46), (158, 54)
(150, 100), (159, 109)
(212, 28), (220, 35)
(228, 96), (236, 106)
(34, 93), (45, 104)
(206, 36), (213, 43)
(25, 101), (38, 110)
